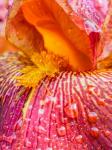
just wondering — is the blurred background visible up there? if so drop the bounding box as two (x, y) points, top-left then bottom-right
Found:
(0, 0), (15, 53)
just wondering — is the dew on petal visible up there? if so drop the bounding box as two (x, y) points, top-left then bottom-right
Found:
(62, 117), (68, 124)
(104, 130), (111, 137)
(16, 119), (23, 129)
(57, 126), (66, 136)
(88, 112), (98, 123)
(97, 99), (106, 106)
(64, 103), (78, 119)
(75, 135), (84, 144)
(90, 127), (100, 138)
(51, 113), (56, 120)
(38, 109), (44, 115)
(45, 96), (57, 103)
(40, 100), (45, 106)
(44, 137), (50, 143)
(38, 126), (46, 134)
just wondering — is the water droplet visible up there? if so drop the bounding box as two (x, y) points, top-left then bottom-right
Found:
(44, 137), (50, 143)
(45, 96), (57, 103)
(57, 126), (66, 136)
(38, 126), (46, 134)
(88, 112), (98, 123)
(16, 119), (23, 130)
(104, 130), (111, 137)
(38, 109), (44, 115)
(40, 100), (45, 106)
(64, 103), (78, 119)
(51, 113), (56, 120)
(62, 117), (68, 124)
(97, 99), (106, 106)
(90, 127), (99, 138)
(75, 135), (83, 144)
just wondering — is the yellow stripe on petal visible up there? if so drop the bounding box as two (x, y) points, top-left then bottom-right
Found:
(22, 88), (36, 119)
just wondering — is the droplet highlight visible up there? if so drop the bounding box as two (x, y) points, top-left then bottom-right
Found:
(104, 130), (111, 137)
(88, 112), (98, 123)
(57, 126), (66, 136)
(90, 127), (99, 138)
(64, 103), (78, 119)
(97, 99), (106, 106)
(75, 135), (83, 144)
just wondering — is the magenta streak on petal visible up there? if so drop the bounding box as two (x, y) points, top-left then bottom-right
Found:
(55, 72), (68, 149)
(65, 72), (83, 149)
(0, 51), (32, 149)
(82, 73), (112, 147)
(86, 72), (112, 146)
(71, 74), (92, 149)
(24, 79), (50, 149)
(75, 73), (99, 148)
(47, 73), (64, 148)
(89, 32), (100, 69)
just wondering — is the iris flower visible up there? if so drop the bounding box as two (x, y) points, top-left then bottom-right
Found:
(0, 0), (112, 149)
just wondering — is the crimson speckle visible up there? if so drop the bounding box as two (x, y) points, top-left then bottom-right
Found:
(57, 126), (66, 136)
(64, 103), (78, 119)
(97, 99), (106, 106)
(88, 112), (98, 123)
(75, 135), (84, 144)
(90, 127), (100, 138)
(104, 130), (111, 137)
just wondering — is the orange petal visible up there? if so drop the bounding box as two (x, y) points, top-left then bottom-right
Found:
(6, 0), (44, 57)
(0, 37), (17, 54)
(43, 0), (92, 56)
(7, 0), (102, 71)
(21, 0), (94, 71)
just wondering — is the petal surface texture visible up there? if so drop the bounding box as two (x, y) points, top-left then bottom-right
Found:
(0, 51), (112, 149)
